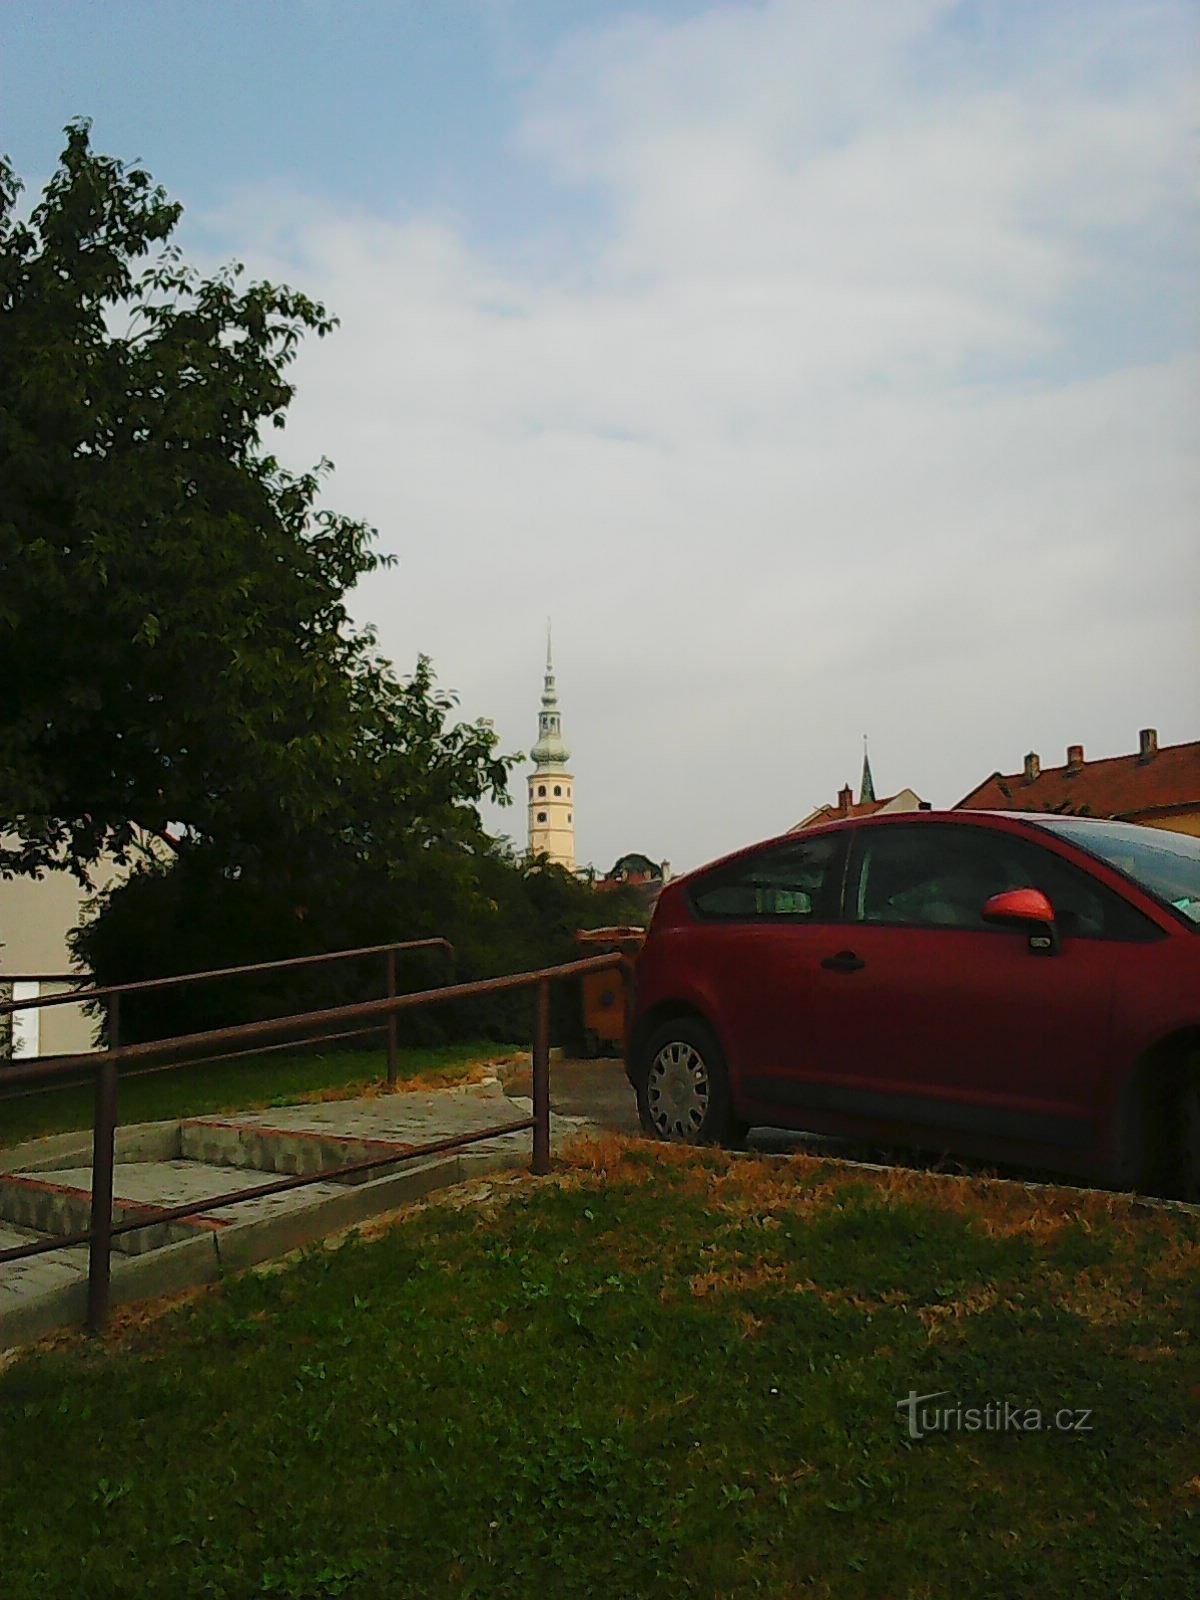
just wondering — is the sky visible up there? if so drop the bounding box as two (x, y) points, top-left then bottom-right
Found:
(3, 0), (1198, 874)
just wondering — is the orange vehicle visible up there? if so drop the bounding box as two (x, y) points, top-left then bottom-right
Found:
(575, 927), (646, 1056)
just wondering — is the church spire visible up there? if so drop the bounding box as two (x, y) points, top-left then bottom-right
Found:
(860, 735), (876, 805)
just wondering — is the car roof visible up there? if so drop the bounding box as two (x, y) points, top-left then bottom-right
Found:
(665, 809), (1138, 890)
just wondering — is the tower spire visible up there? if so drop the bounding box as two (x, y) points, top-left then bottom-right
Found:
(528, 622), (576, 871)
(860, 735), (876, 805)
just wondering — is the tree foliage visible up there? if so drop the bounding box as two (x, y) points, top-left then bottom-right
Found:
(1, 122), (508, 882)
(4, 127), (648, 1046)
(72, 843), (649, 1050)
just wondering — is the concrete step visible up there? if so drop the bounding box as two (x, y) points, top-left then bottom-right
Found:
(0, 1160), (351, 1254)
(0, 1150), (468, 1350)
(0, 1079), (592, 1351)
(179, 1119), (419, 1183)
(178, 1087), (539, 1180)
(0, 1220), (88, 1295)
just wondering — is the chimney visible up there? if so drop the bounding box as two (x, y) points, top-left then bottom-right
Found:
(1138, 727), (1158, 763)
(1023, 752), (1040, 784)
(838, 783), (853, 817)
(1066, 744), (1084, 774)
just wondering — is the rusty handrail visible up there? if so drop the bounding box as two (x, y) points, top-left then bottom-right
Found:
(0, 953), (617, 1088)
(0, 951), (626, 1335)
(0, 938), (454, 1016)
(0, 973), (84, 987)
(0, 936), (455, 1087)
(3, 1024), (404, 1103)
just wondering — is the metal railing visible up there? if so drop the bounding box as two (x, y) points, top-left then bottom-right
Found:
(0, 938), (455, 1087)
(0, 951), (630, 1336)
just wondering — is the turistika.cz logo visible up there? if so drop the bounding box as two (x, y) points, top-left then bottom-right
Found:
(897, 1390), (1094, 1440)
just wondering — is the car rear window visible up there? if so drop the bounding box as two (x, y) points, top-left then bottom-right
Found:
(690, 834), (843, 922)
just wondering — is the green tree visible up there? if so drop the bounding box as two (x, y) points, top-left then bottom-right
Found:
(73, 833), (649, 1049)
(5, 126), (644, 1050)
(0, 122), (510, 882)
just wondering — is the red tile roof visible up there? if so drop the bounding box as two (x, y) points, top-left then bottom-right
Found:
(956, 736), (1200, 820)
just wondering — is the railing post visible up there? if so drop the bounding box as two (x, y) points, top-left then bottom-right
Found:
(619, 953), (635, 1066)
(87, 993), (120, 1335)
(386, 949), (398, 1087)
(531, 979), (551, 1176)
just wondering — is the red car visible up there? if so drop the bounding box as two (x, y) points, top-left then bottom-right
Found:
(625, 811), (1200, 1197)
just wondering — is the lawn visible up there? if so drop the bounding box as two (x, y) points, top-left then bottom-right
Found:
(0, 1041), (526, 1150)
(0, 1139), (1196, 1598)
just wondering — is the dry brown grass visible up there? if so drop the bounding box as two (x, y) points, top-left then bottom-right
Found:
(550, 1134), (1200, 1345)
(555, 1131), (1184, 1242)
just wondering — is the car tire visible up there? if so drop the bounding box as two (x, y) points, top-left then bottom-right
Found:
(1129, 1054), (1200, 1201)
(635, 1017), (743, 1145)
(1169, 1063), (1200, 1203)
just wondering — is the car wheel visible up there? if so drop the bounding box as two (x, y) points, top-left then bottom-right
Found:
(1133, 1054), (1200, 1201)
(636, 1018), (741, 1145)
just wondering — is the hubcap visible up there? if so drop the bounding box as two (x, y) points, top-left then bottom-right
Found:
(646, 1039), (710, 1140)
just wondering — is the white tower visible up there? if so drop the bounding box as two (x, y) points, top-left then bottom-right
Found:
(527, 625), (576, 870)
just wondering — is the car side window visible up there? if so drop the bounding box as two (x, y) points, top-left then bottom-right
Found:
(850, 824), (1156, 940)
(852, 826), (1010, 930)
(691, 834), (844, 922)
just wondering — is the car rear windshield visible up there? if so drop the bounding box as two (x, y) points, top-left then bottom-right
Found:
(1031, 818), (1200, 927)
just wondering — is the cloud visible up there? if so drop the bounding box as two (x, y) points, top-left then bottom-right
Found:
(209, 0), (1199, 870)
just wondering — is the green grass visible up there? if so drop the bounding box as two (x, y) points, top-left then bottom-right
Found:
(0, 1042), (525, 1150)
(1, 1139), (1197, 1598)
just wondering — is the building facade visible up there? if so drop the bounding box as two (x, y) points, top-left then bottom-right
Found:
(526, 631), (576, 871)
(0, 830), (177, 1057)
(592, 852), (671, 914)
(0, 845), (125, 1056)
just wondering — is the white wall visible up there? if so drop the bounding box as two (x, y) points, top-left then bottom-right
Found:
(0, 864), (98, 1055)
(0, 836), (163, 1056)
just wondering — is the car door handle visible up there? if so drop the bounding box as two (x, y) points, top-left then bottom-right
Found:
(821, 950), (866, 973)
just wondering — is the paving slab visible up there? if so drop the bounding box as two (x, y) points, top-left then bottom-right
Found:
(189, 1080), (539, 1143)
(503, 1056), (641, 1135)
(0, 1222), (90, 1301)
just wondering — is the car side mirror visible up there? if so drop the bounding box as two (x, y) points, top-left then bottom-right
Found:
(981, 888), (1060, 955)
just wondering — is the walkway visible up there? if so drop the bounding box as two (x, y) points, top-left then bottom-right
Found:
(0, 1076), (591, 1351)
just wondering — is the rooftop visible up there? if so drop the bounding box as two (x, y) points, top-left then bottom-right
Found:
(955, 729), (1200, 819)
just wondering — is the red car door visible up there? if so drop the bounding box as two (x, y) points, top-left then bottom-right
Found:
(805, 819), (1132, 1153)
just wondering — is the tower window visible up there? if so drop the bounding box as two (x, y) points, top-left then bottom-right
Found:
(553, 785), (562, 796)
(568, 814), (572, 823)
(537, 785), (546, 797)
(536, 811), (548, 823)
